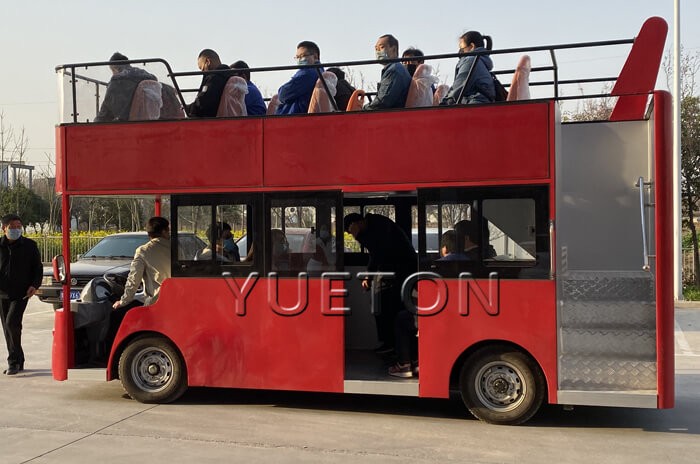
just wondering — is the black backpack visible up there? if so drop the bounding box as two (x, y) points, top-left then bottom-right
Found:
(492, 73), (508, 102)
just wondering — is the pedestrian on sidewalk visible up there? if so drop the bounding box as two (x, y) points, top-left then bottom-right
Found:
(0, 214), (43, 375)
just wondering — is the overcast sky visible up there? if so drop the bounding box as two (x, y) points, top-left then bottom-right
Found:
(1, 0), (698, 174)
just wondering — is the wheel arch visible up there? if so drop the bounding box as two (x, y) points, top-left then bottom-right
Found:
(448, 339), (549, 402)
(108, 330), (186, 381)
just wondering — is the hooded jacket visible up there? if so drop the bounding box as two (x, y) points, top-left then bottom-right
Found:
(0, 236), (43, 300)
(442, 48), (495, 105)
(94, 66), (158, 122)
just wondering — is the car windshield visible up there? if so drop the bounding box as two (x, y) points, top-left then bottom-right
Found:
(82, 235), (149, 258)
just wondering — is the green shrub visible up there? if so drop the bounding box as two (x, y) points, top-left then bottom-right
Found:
(683, 285), (700, 301)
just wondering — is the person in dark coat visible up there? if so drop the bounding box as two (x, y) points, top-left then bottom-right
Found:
(0, 214), (42, 375)
(326, 67), (356, 112)
(344, 213), (417, 377)
(94, 52), (158, 122)
(186, 49), (232, 118)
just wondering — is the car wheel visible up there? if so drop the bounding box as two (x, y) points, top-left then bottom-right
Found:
(459, 345), (545, 425)
(118, 336), (187, 403)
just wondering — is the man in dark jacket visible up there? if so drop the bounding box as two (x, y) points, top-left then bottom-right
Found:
(364, 34), (411, 110)
(0, 214), (43, 375)
(94, 52), (158, 122)
(187, 49), (231, 118)
(344, 212), (417, 375)
(326, 67), (356, 112)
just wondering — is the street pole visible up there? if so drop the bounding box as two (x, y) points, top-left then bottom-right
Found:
(673, 0), (683, 301)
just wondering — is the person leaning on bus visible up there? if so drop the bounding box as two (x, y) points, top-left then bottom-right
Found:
(113, 217), (171, 310)
(186, 49), (232, 118)
(363, 34), (411, 111)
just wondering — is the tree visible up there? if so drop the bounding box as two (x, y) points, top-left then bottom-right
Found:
(0, 184), (49, 229)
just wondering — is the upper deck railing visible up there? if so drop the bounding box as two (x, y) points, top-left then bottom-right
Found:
(55, 17), (667, 125)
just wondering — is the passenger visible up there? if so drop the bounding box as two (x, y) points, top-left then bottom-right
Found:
(441, 31), (495, 105)
(306, 225), (335, 272)
(363, 34), (411, 111)
(276, 41), (323, 115)
(326, 67), (356, 112)
(197, 222), (235, 263)
(437, 230), (468, 261)
(343, 213), (417, 377)
(221, 222), (241, 262)
(186, 49), (232, 118)
(401, 47), (425, 77)
(94, 52), (157, 122)
(271, 229), (290, 271)
(230, 60), (267, 116)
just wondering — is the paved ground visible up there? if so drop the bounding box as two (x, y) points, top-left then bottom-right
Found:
(0, 298), (699, 463)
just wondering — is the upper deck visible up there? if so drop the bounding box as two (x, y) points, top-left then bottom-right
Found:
(54, 17), (667, 196)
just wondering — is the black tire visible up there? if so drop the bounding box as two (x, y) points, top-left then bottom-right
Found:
(459, 345), (545, 425)
(118, 336), (188, 403)
(52, 302), (62, 311)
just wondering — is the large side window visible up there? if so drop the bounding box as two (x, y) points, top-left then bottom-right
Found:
(171, 194), (262, 277)
(266, 191), (342, 276)
(417, 186), (549, 279)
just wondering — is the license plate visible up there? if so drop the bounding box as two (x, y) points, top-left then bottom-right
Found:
(59, 290), (81, 301)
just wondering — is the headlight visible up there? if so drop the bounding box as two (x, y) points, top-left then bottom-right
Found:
(42, 276), (54, 286)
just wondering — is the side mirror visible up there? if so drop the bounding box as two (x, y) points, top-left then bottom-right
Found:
(52, 255), (66, 284)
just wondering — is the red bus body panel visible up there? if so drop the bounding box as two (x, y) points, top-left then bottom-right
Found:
(56, 102), (553, 195)
(109, 278), (345, 392)
(417, 280), (557, 402)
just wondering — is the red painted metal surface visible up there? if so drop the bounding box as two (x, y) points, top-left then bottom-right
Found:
(610, 17), (668, 121)
(108, 278), (344, 393)
(653, 91), (674, 408)
(63, 119), (264, 192)
(58, 102), (552, 195)
(52, 193), (73, 380)
(416, 279), (558, 402)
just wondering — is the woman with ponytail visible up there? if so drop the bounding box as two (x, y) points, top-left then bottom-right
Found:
(441, 31), (496, 105)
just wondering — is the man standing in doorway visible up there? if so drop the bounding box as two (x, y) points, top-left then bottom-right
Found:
(0, 214), (43, 375)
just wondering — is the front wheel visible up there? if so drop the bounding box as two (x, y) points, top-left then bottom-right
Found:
(459, 346), (545, 425)
(118, 336), (188, 403)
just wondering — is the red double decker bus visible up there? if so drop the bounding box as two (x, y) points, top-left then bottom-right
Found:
(51, 17), (673, 425)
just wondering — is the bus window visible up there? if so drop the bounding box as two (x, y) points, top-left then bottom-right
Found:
(483, 199), (536, 262)
(268, 192), (341, 275)
(176, 205), (211, 261)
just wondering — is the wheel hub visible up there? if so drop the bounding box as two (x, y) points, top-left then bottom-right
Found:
(131, 348), (174, 392)
(475, 361), (527, 412)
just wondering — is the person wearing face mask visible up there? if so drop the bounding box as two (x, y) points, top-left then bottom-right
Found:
(441, 30), (496, 105)
(0, 214), (42, 375)
(363, 34), (412, 111)
(276, 41), (323, 115)
(186, 49), (232, 118)
(401, 47), (425, 78)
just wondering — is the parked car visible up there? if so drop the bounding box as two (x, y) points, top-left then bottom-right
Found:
(37, 232), (205, 309)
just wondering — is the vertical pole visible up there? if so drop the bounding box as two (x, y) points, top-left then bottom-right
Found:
(52, 193), (72, 380)
(154, 195), (162, 217)
(673, 0), (683, 300)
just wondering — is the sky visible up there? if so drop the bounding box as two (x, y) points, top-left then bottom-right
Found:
(1, 0), (699, 175)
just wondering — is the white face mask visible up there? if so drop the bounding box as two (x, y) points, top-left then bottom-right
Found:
(6, 228), (22, 240)
(375, 50), (389, 61)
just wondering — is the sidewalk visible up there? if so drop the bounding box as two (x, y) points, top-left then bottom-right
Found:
(676, 300), (700, 309)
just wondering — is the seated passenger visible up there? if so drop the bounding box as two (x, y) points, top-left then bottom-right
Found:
(94, 52), (157, 122)
(363, 34), (411, 111)
(276, 41), (324, 115)
(306, 225), (336, 272)
(401, 47), (425, 78)
(221, 222), (241, 262)
(441, 31), (495, 105)
(453, 219), (496, 260)
(326, 67), (356, 112)
(230, 60), (267, 116)
(271, 229), (290, 271)
(196, 222), (233, 263)
(437, 230), (468, 261)
(186, 49), (232, 118)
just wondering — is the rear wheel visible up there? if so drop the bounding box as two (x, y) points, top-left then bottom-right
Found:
(118, 336), (187, 403)
(459, 346), (545, 425)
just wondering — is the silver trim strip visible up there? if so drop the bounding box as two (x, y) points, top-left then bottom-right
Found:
(558, 390), (657, 408)
(636, 176), (651, 271)
(344, 380), (419, 397)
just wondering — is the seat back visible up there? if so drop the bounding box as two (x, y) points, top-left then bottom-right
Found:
(160, 84), (186, 119)
(266, 94), (280, 115)
(433, 84), (450, 106)
(217, 76), (249, 117)
(507, 55), (531, 101)
(128, 80), (162, 121)
(308, 72), (338, 113)
(405, 64), (438, 108)
(346, 89), (366, 111)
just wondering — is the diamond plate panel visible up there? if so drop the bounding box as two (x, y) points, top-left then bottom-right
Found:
(559, 301), (655, 329)
(559, 328), (656, 358)
(561, 273), (654, 302)
(559, 357), (657, 391)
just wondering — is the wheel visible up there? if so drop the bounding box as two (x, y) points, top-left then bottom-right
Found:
(459, 346), (545, 425)
(118, 336), (188, 403)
